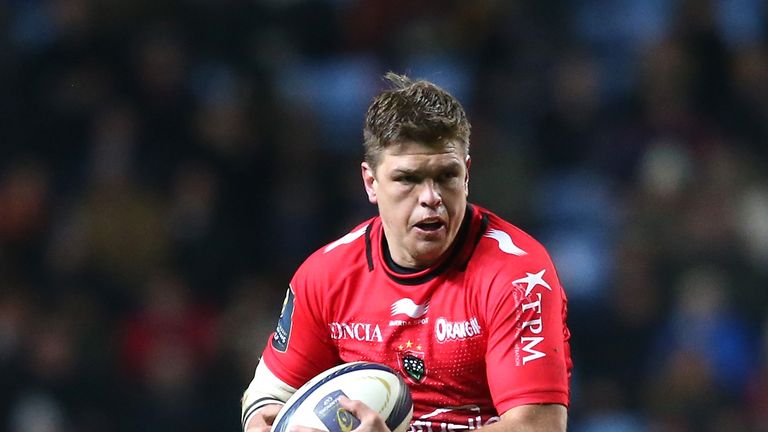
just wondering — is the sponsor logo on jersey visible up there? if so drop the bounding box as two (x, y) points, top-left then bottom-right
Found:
(391, 298), (429, 318)
(398, 349), (426, 383)
(434, 317), (482, 343)
(271, 287), (295, 352)
(411, 405), (500, 432)
(324, 225), (368, 253)
(512, 269), (551, 364)
(512, 269), (552, 296)
(389, 317), (429, 327)
(329, 322), (383, 342)
(484, 228), (527, 256)
(389, 298), (430, 327)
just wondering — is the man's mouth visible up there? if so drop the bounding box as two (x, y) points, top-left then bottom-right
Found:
(414, 220), (446, 232)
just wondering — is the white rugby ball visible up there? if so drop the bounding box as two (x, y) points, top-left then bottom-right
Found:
(272, 362), (413, 432)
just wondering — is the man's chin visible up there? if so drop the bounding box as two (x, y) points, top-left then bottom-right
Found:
(409, 243), (449, 267)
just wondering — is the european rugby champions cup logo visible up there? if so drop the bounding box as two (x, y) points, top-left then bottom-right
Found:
(272, 287), (295, 352)
(314, 390), (360, 432)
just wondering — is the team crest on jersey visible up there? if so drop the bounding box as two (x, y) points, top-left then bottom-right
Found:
(271, 287), (295, 352)
(398, 350), (426, 383)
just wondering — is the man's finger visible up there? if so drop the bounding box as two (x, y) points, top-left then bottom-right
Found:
(338, 397), (381, 423)
(338, 396), (363, 415)
(258, 404), (283, 424)
(290, 425), (326, 432)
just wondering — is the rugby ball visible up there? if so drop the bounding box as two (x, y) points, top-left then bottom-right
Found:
(272, 362), (413, 432)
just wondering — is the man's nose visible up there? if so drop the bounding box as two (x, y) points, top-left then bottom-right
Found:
(419, 181), (442, 208)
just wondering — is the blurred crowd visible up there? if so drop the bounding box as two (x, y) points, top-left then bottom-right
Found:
(1, 0), (768, 431)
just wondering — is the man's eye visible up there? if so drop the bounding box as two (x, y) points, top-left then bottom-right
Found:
(437, 172), (458, 182)
(396, 175), (418, 184)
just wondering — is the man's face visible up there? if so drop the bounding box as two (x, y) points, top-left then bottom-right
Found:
(362, 140), (470, 269)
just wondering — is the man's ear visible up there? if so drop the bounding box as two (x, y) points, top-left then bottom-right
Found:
(464, 155), (471, 196)
(361, 162), (378, 204)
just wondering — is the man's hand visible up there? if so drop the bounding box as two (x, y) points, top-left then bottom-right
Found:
(291, 397), (391, 432)
(245, 403), (283, 432)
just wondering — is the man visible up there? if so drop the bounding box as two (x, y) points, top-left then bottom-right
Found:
(242, 73), (572, 432)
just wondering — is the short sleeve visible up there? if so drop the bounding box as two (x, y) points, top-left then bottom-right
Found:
(261, 264), (340, 389)
(484, 248), (572, 414)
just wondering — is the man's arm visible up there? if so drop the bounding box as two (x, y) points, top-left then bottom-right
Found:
(241, 360), (296, 430)
(483, 404), (567, 432)
(483, 246), (572, 428)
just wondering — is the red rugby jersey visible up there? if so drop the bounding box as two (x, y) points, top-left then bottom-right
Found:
(262, 204), (572, 431)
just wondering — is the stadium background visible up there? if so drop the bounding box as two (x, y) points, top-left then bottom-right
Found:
(1, 0), (768, 431)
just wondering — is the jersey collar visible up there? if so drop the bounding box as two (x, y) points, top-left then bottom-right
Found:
(366, 204), (488, 285)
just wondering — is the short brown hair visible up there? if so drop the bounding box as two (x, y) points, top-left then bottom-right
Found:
(363, 72), (471, 169)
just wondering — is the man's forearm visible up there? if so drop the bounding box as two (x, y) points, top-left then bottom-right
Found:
(241, 360), (296, 428)
(478, 404), (567, 432)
